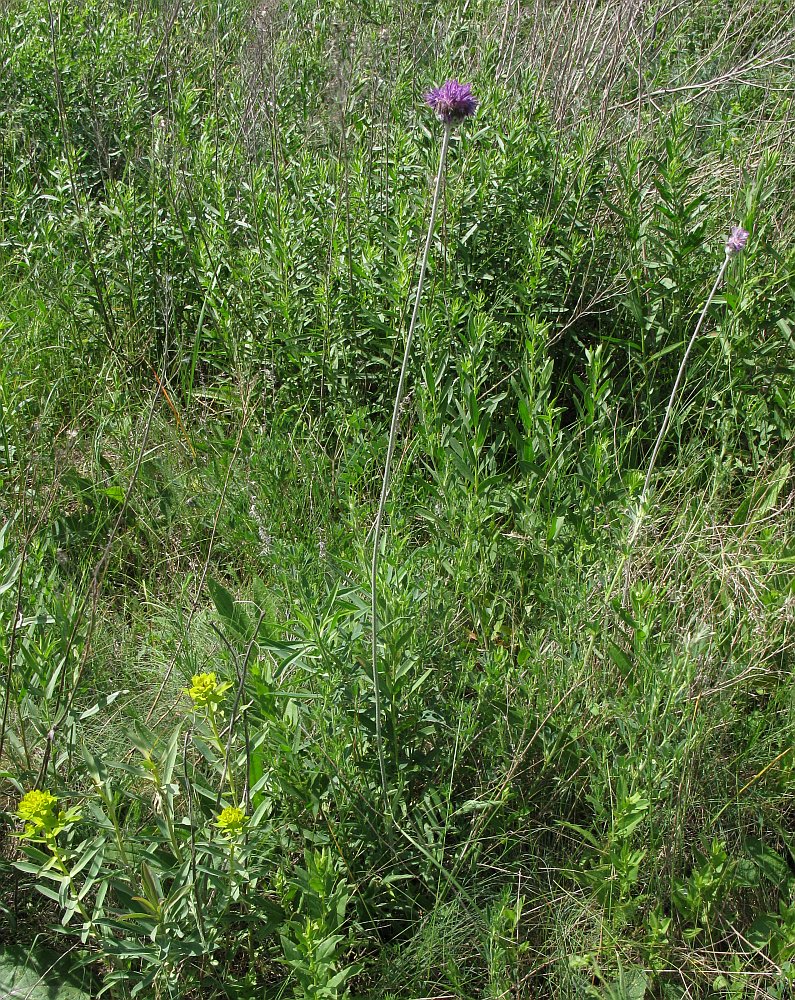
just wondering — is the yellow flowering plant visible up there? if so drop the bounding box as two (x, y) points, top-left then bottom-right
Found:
(215, 805), (247, 838)
(186, 671), (237, 801)
(187, 671), (232, 711)
(16, 789), (57, 832)
(15, 789), (82, 843)
(14, 788), (91, 927)
(215, 805), (248, 881)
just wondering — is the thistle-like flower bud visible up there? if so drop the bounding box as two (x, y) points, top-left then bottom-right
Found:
(424, 80), (478, 125)
(725, 226), (749, 256)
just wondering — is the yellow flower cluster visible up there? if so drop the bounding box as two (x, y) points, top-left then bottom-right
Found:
(215, 805), (246, 836)
(15, 789), (80, 841)
(16, 789), (57, 831)
(187, 671), (231, 710)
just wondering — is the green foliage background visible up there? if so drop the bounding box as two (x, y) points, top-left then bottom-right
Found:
(1, 0), (794, 996)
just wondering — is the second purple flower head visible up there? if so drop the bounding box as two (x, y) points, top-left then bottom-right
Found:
(424, 80), (478, 125)
(725, 226), (749, 256)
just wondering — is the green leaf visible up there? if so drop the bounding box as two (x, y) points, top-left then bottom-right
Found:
(607, 642), (633, 676)
(78, 689), (126, 722)
(101, 485), (125, 504)
(208, 576), (236, 623)
(208, 576), (252, 640)
(743, 837), (790, 887)
(0, 944), (95, 999)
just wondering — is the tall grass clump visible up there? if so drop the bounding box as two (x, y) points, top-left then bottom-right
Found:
(1, 0), (795, 997)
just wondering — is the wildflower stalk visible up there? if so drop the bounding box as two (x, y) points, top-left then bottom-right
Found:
(15, 790), (92, 926)
(97, 782), (131, 869)
(50, 845), (92, 926)
(622, 255), (729, 556)
(640, 258), (729, 505)
(187, 671), (236, 800)
(625, 226), (749, 564)
(157, 769), (184, 864)
(209, 712), (237, 802)
(370, 122), (452, 824)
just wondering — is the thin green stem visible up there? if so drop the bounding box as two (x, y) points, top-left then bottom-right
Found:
(640, 253), (731, 508)
(370, 124), (452, 828)
(50, 842), (92, 926)
(101, 788), (131, 869)
(626, 251), (731, 557)
(210, 710), (236, 802)
(587, 250), (735, 675)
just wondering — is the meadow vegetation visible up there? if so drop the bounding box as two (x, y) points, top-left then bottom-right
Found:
(1, 0), (795, 996)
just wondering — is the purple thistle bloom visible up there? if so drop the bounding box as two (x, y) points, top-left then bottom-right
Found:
(726, 225), (749, 255)
(424, 79), (478, 125)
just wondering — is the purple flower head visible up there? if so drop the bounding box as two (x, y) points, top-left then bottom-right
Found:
(726, 225), (749, 255)
(424, 80), (478, 125)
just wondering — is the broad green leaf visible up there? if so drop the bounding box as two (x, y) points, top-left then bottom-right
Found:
(0, 944), (95, 999)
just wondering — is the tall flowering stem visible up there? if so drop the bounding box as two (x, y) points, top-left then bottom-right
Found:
(625, 226), (749, 556)
(370, 122), (451, 823)
(640, 227), (749, 504)
(15, 790), (91, 926)
(370, 82), (477, 826)
(187, 671), (236, 801)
